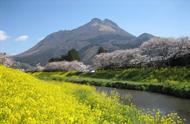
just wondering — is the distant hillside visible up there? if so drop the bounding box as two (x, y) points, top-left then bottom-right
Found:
(14, 18), (155, 65)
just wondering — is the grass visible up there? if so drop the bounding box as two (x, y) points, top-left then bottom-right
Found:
(0, 65), (185, 123)
(32, 67), (190, 98)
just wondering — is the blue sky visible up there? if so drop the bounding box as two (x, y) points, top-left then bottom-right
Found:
(0, 0), (190, 55)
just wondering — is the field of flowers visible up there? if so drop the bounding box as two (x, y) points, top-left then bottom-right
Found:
(0, 65), (184, 123)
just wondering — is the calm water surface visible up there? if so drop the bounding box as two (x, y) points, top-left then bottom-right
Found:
(96, 86), (190, 124)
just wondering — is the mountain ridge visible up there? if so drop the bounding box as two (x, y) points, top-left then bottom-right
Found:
(14, 18), (155, 65)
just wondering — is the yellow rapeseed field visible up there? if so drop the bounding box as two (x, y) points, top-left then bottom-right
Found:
(0, 65), (184, 124)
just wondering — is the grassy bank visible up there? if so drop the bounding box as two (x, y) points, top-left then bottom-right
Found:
(0, 65), (185, 123)
(32, 67), (190, 98)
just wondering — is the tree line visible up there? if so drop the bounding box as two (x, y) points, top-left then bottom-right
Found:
(49, 47), (107, 62)
(93, 37), (190, 68)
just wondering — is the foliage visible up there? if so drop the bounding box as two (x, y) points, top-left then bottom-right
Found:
(49, 48), (80, 62)
(32, 67), (190, 98)
(82, 67), (190, 83)
(97, 47), (107, 54)
(0, 65), (184, 123)
(93, 37), (190, 68)
(44, 61), (89, 72)
(66, 49), (80, 61)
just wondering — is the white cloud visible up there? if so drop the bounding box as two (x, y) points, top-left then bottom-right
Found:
(0, 30), (9, 41)
(15, 35), (29, 42)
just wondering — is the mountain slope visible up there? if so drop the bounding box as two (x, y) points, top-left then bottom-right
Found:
(131, 33), (155, 47)
(14, 18), (154, 65)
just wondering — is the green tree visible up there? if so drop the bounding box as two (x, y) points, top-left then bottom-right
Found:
(98, 47), (107, 54)
(66, 48), (80, 61)
(48, 49), (80, 62)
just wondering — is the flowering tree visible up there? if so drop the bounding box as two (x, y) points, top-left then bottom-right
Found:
(93, 37), (190, 68)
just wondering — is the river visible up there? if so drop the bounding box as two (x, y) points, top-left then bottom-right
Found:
(96, 86), (190, 124)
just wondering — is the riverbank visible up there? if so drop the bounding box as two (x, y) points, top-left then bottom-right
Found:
(32, 67), (190, 99)
(95, 86), (190, 123)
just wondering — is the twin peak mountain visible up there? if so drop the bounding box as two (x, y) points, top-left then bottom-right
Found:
(14, 18), (155, 65)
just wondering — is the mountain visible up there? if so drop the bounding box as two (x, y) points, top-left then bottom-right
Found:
(132, 33), (155, 47)
(14, 18), (155, 65)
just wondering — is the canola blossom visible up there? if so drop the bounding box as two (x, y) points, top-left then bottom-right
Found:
(0, 65), (184, 124)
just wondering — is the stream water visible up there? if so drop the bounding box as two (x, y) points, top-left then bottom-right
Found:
(96, 86), (190, 123)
